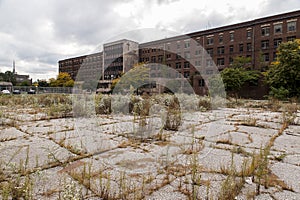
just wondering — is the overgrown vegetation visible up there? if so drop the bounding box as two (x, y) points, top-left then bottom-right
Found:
(0, 93), (298, 199)
(265, 39), (300, 100)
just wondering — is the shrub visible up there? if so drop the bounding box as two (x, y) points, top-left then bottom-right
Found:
(95, 94), (112, 115)
(163, 96), (182, 131)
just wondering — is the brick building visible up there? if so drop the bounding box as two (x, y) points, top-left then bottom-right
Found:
(59, 52), (103, 81)
(58, 10), (300, 96)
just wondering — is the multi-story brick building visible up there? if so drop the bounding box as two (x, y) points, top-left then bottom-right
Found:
(139, 10), (300, 95)
(59, 52), (103, 81)
(58, 10), (300, 96)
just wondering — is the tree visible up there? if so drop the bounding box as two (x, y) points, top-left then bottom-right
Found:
(37, 79), (49, 87)
(113, 63), (150, 94)
(265, 39), (300, 99)
(49, 72), (74, 87)
(232, 56), (252, 69)
(0, 71), (16, 85)
(221, 68), (260, 98)
(20, 80), (30, 86)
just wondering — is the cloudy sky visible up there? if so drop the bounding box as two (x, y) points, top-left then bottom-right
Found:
(0, 0), (299, 81)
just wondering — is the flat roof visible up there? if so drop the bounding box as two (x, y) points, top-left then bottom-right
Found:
(140, 9), (300, 46)
(0, 82), (13, 86)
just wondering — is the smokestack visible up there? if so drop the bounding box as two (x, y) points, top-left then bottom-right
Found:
(13, 60), (16, 74)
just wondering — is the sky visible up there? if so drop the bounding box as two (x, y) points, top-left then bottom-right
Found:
(0, 0), (300, 81)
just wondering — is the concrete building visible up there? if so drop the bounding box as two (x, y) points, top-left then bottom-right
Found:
(58, 10), (300, 96)
(97, 39), (139, 93)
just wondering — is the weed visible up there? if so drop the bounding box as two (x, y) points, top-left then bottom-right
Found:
(163, 96), (181, 131)
(218, 152), (244, 200)
(274, 153), (287, 161)
(60, 179), (82, 200)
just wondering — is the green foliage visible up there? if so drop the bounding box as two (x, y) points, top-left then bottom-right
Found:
(50, 72), (74, 87)
(221, 67), (260, 97)
(265, 39), (300, 99)
(0, 71), (16, 85)
(113, 64), (150, 94)
(269, 86), (289, 100)
(37, 79), (49, 87)
(232, 56), (252, 69)
(19, 80), (31, 86)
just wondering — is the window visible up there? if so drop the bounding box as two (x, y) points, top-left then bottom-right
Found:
(175, 72), (181, 78)
(176, 52), (181, 60)
(207, 37), (214, 45)
(166, 54), (171, 59)
(167, 44), (170, 50)
(247, 43), (252, 52)
(230, 32), (234, 41)
(239, 44), (244, 52)
(219, 35), (223, 43)
(206, 48), (213, 56)
(206, 59), (213, 67)
(151, 56), (156, 62)
(184, 41), (190, 48)
(184, 62), (190, 68)
(247, 30), (252, 39)
(199, 79), (205, 87)
(287, 36), (296, 41)
(184, 72), (190, 78)
(263, 53), (269, 62)
(229, 45), (234, 53)
(274, 24), (282, 34)
(195, 50), (201, 56)
(261, 40), (269, 49)
(206, 69), (213, 75)
(177, 43), (181, 49)
(175, 62), (181, 69)
(217, 58), (225, 66)
(196, 37), (201, 46)
(158, 55), (163, 62)
(184, 51), (190, 59)
(287, 21), (296, 32)
(274, 38), (282, 48)
(217, 46), (225, 55)
(195, 60), (201, 66)
(229, 57), (234, 65)
(261, 27), (270, 36)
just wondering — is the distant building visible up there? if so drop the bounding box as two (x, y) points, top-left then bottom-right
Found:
(58, 10), (300, 97)
(59, 39), (139, 93)
(59, 52), (103, 81)
(0, 82), (13, 92)
(13, 61), (32, 85)
(99, 39), (139, 93)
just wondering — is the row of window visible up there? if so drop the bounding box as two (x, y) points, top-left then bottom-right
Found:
(262, 21), (296, 36)
(206, 21), (297, 45)
(141, 35), (296, 62)
(147, 51), (276, 70)
(141, 22), (296, 54)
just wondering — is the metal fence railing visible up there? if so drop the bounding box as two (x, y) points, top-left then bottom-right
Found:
(12, 86), (73, 94)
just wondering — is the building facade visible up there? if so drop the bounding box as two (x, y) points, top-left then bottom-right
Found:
(58, 10), (300, 96)
(59, 52), (103, 81)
